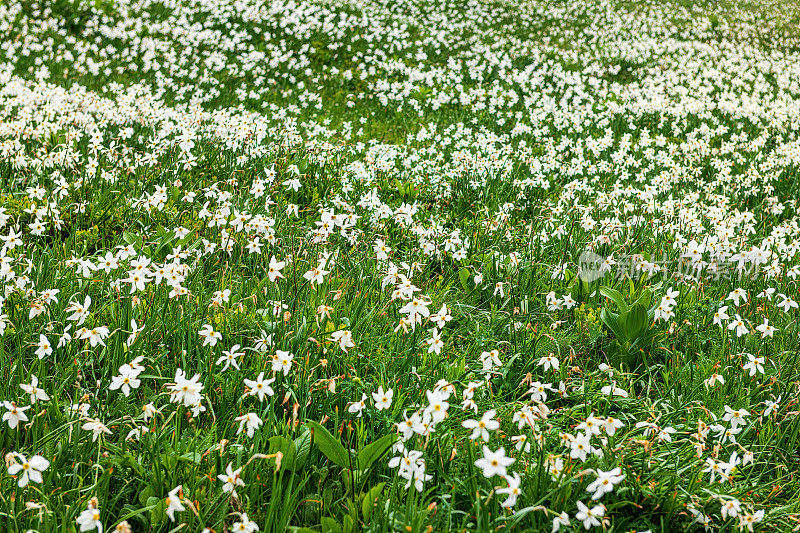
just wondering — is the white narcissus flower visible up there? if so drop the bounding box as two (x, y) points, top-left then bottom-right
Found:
(757, 288), (776, 300)
(721, 498), (741, 520)
(426, 328), (444, 354)
(82, 418), (112, 442)
(126, 426), (149, 441)
(705, 372), (725, 388)
(80, 326), (110, 347)
(569, 432), (592, 462)
(218, 463), (245, 498)
(372, 387), (393, 411)
(493, 282), (505, 297)
(216, 344), (244, 371)
(575, 501), (605, 529)
(76, 498), (102, 532)
(727, 288), (747, 306)
(125, 319), (144, 346)
(244, 372), (275, 402)
(586, 467), (625, 499)
(429, 304), (453, 329)
(232, 513), (260, 533)
(373, 239), (391, 261)
(66, 295), (92, 325)
(742, 353), (765, 376)
(777, 294), (798, 312)
(462, 409), (500, 441)
(600, 382), (628, 397)
(425, 390), (449, 424)
(764, 396), (781, 416)
(267, 255), (285, 282)
(272, 350), (294, 375)
(398, 297), (431, 326)
(497, 472), (522, 508)
(601, 416), (624, 436)
(511, 434), (531, 453)
(474, 446), (514, 478)
(284, 177), (301, 192)
(330, 329), (355, 352)
(198, 323), (222, 347)
(740, 510), (765, 532)
(552, 511), (571, 532)
(57, 325), (72, 348)
(165, 485), (186, 521)
(127, 318), (144, 346)
(713, 305), (729, 326)
(35, 334), (52, 359)
(479, 349), (502, 371)
(7, 452), (49, 487)
(20, 375), (50, 403)
(722, 406), (750, 428)
(3, 401), (29, 429)
(538, 353), (560, 372)
(348, 393), (368, 417)
(302, 260), (330, 286)
(755, 318), (777, 338)
(142, 403), (158, 421)
(235, 413), (263, 438)
(169, 369), (205, 409)
(109, 364), (142, 396)
(728, 314), (749, 337)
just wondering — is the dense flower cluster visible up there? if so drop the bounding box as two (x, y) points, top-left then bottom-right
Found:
(1, 0), (799, 530)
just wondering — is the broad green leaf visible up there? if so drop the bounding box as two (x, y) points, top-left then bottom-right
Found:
(321, 517), (342, 533)
(361, 482), (386, 522)
(342, 515), (354, 533)
(458, 267), (471, 291)
(139, 485), (153, 506)
(294, 429), (312, 470)
(306, 421), (350, 468)
(623, 302), (649, 340)
(600, 308), (627, 342)
(599, 286), (629, 313)
(269, 436), (297, 470)
(356, 433), (397, 471)
(633, 288), (652, 309)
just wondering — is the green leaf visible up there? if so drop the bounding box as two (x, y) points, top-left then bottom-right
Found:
(342, 515), (354, 533)
(361, 482), (386, 522)
(623, 303), (649, 340)
(321, 517), (342, 533)
(633, 288), (652, 309)
(306, 421), (350, 468)
(600, 286), (629, 313)
(357, 433), (397, 471)
(122, 230), (142, 249)
(294, 429), (312, 470)
(177, 452), (202, 464)
(600, 308), (627, 342)
(269, 436), (297, 470)
(139, 485), (153, 506)
(147, 496), (165, 527)
(458, 267), (471, 291)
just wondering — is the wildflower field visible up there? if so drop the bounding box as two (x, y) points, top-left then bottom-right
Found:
(3, 0), (800, 531)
